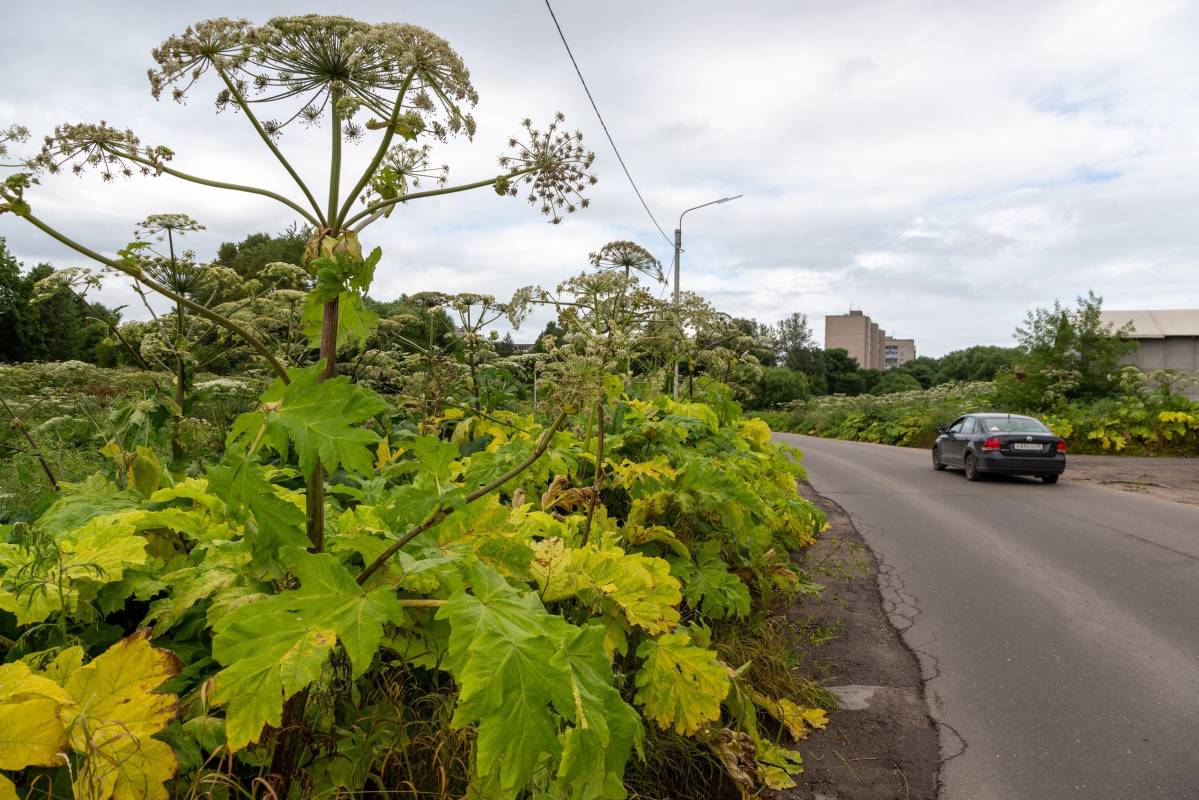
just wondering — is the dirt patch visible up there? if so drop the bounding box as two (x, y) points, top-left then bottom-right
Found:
(1064, 453), (1199, 505)
(781, 483), (940, 800)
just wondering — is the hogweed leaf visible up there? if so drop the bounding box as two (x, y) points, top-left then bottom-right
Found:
(61, 632), (181, 800)
(0, 699), (67, 770)
(265, 363), (388, 478)
(634, 627), (729, 736)
(438, 564), (566, 794)
(211, 547), (403, 750)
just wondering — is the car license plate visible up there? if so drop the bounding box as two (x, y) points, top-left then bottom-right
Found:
(1012, 443), (1042, 451)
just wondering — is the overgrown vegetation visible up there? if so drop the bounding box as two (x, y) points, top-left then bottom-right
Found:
(0, 16), (834, 800)
(756, 293), (1198, 456)
(769, 371), (1199, 455)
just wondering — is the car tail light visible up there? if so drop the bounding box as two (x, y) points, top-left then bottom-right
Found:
(1056, 440), (1067, 453)
(982, 437), (1001, 452)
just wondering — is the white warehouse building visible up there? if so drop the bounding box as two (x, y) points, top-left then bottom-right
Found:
(1099, 309), (1199, 399)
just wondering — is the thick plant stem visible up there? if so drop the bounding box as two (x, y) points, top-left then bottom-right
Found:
(358, 410), (570, 586)
(273, 112), (343, 793)
(580, 401), (605, 546)
(13, 208), (291, 384)
(268, 690), (310, 793)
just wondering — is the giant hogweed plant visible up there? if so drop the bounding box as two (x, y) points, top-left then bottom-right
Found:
(0, 16), (828, 800)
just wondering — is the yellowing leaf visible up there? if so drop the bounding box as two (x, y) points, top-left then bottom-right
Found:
(127, 445), (165, 497)
(634, 628), (729, 735)
(63, 632), (180, 743)
(0, 660), (71, 704)
(609, 456), (676, 490)
(0, 775), (19, 800)
(0, 698), (66, 769)
(530, 541), (681, 637)
(59, 632), (181, 800)
(752, 691), (828, 741)
(756, 740), (804, 789)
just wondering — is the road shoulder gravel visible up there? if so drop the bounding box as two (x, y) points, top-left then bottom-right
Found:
(785, 481), (940, 800)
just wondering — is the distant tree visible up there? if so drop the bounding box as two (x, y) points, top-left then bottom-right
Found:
(0, 238), (116, 363)
(749, 365), (811, 409)
(932, 345), (1017, 385)
(996, 291), (1137, 409)
(820, 348), (860, 394)
(871, 370), (922, 395)
(495, 332), (517, 356)
(215, 224), (309, 279)
(896, 356), (939, 388)
(533, 319), (565, 353)
(0, 238), (32, 360)
(775, 312), (821, 372)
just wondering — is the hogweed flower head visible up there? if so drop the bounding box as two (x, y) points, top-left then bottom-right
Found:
(498, 113), (596, 224)
(149, 15), (477, 140)
(0, 125), (30, 164)
(589, 240), (663, 282)
(135, 213), (206, 240)
(32, 122), (173, 180)
(149, 17), (255, 104)
(365, 144), (448, 211)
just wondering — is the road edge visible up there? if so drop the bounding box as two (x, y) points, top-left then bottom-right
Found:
(785, 480), (941, 800)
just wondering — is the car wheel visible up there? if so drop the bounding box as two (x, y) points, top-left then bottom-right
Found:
(1041, 474), (1059, 485)
(932, 446), (946, 471)
(963, 453), (981, 481)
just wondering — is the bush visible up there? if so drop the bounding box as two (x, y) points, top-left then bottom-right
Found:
(870, 371), (922, 396)
(749, 366), (812, 409)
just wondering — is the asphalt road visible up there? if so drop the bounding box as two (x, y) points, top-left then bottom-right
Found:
(775, 433), (1199, 800)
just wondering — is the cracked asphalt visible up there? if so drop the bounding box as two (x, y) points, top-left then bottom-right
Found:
(776, 433), (1199, 800)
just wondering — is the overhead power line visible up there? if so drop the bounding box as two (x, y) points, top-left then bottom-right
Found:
(543, 0), (673, 247)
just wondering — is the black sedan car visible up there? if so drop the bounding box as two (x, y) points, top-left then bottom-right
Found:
(932, 413), (1066, 483)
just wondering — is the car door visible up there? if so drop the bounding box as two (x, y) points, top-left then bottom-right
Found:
(943, 417), (967, 464)
(958, 416), (980, 462)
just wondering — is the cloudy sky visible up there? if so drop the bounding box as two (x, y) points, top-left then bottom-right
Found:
(2, 0), (1197, 356)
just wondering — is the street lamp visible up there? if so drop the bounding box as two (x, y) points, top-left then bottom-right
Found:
(672, 194), (743, 399)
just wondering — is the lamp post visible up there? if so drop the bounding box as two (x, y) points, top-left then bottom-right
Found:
(672, 194), (743, 399)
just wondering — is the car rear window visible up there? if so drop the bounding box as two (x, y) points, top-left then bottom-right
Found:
(978, 416), (1049, 433)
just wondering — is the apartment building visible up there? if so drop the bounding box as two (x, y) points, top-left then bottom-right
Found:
(824, 309), (916, 370)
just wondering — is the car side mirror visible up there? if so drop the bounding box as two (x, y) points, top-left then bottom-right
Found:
(936, 427), (946, 435)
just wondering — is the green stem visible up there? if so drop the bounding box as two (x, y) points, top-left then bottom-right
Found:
(580, 401), (605, 546)
(12, 206), (290, 384)
(327, 102), (343, 232)
(108, 148), (320, 227)
(334, 70), (416, 229)
(216, 69), (325, 226)
(357, 410), (569, 586)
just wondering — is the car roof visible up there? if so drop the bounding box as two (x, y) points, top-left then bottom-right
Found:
(969, 412), (1039, 420)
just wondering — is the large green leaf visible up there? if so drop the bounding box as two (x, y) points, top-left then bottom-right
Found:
(672, 541), (750, 620)
(206, 448), (308, 568)
(211, 547), (404, 750)
(437, 564), (639, 799)
(267, 364), (388, 478)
